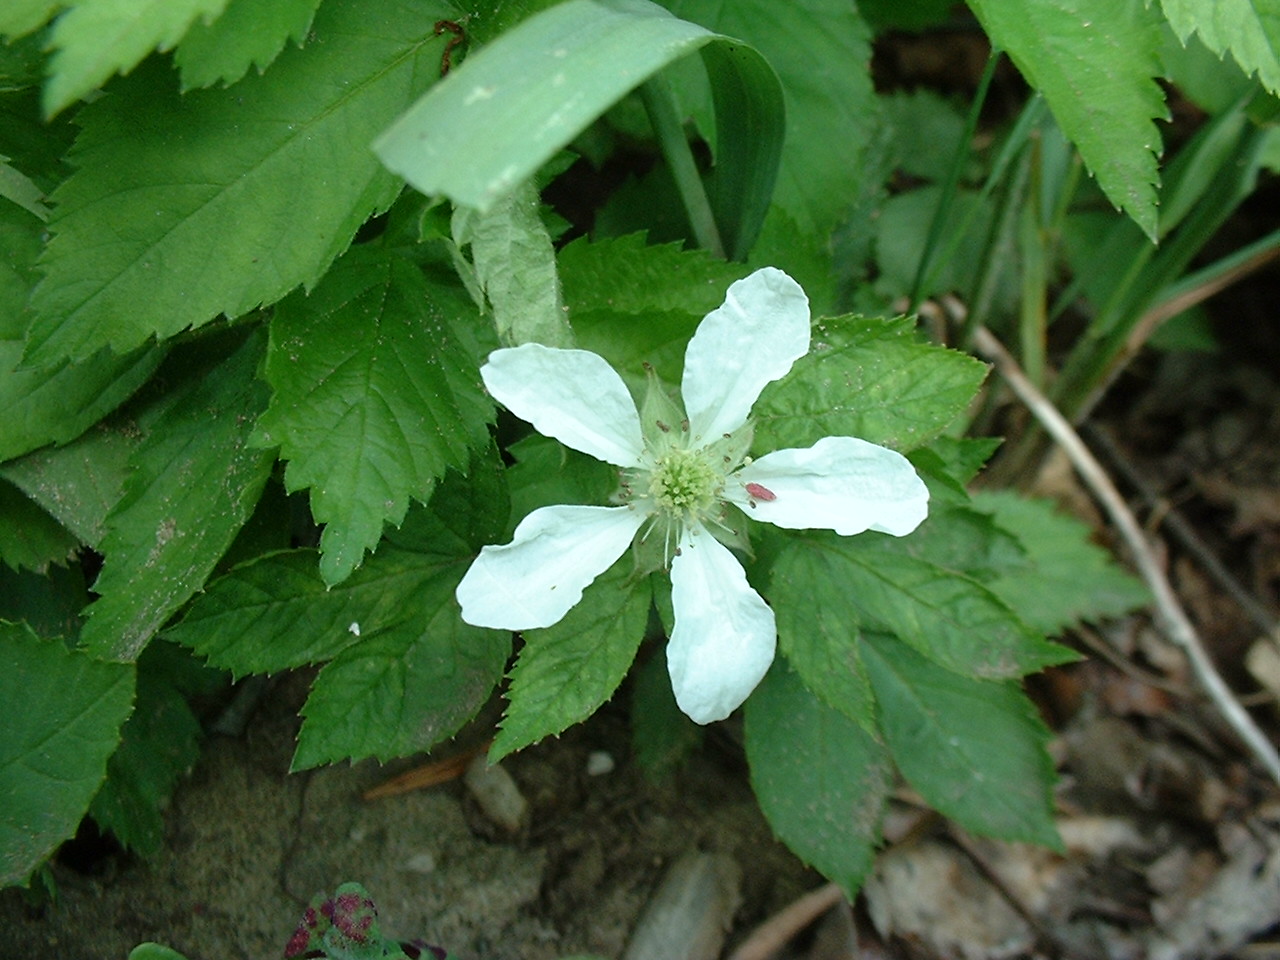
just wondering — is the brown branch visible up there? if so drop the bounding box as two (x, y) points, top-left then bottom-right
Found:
(970, 324), (1280, 785)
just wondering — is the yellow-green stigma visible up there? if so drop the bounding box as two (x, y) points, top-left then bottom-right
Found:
(648, 447), (720, 520)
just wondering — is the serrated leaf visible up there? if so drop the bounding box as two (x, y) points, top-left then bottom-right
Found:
(168, 548), (436, 676)
(561, 234), (750, 316)
(1162, 0), (1280, 96)
(452, 178), (572, 347)
(1, 409), (147, 547)
(505, 434), (618, 537)
(43, 0), (230, 115)
(861, 631), (1061, 849)
(27, 0), (453, 365)
(89, 642), (211, 855)
(753, 316), (988, 453)
(171, 467), (511, 768)
(253, 244), (491, 585)
(0, 202), (166, 461)
(880, 502), (1027, 583)
(770, 544), (877, 729)
(557, 234), (749, 384)
(375, 0), (784, 258)
(491, 559), (651, 760)
(745, 662), (892, 898)
(81, 333), (274, 662)
(782, 531), (1072, 679)
(0, 621), (135, 887)
(664, 0), (876, 239)
(0, 562), (88, 639)
(0, 478), (79, 573)
(977, 490), (1150, 634)
(967, 0), (1167, 240)
(174, 0), (321, 89)
(0, 155), (47, 220)
(294, 567), (508, 769)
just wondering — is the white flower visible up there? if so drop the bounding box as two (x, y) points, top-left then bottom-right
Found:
(456, 267), (929, 724)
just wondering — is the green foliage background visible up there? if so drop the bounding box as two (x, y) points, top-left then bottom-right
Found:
(2, 0), (1270, 896)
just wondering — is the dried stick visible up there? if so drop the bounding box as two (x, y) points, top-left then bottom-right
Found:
(970, 324), (1280, 785)
(725, 883), (845, 960)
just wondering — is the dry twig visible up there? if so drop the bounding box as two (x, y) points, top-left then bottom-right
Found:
(726, 883), (845, 960)
(970, 324), (1280, 785)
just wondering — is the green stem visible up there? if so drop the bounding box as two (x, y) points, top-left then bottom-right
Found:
(908, 50), (1000, 313)
(640, 74), (725, 259)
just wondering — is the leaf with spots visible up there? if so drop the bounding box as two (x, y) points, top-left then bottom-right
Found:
(81, 331), (274, 662)
(252, 242), (492, 586)
(752, 314), (987, 454)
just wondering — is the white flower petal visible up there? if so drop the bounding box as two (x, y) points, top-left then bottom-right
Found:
(456, 504), (644, 630)
(727, 435), (929, 536)
(682, 267), (810, 442)
(667, 529), (776, 724)
(482, 344), (644, 467)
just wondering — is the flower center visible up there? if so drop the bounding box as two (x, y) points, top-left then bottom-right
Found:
(648, 447), (719, 518)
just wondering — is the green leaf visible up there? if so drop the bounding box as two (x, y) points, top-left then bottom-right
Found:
(294, 563), (509, 769)
(0, 478), (79, 573)
(0, 562), (88, 639)
(559, 233), (748, 382)
(753, 316), (988, 453)
(27, 0), (454, 365)
(745, 662), (892, 898)
(174, 0), (322, 89)
(967, 0), (1167, 240)
(491, 559), (652, 760)
(873, 186), (997, 302)
(128, 946), (191, 960)
(664, 0), (876, 239)
(0, 0), (59, 37)
(0, 155), (48, 220)
(0, 621), (135, 887)
(1161, 0), (1280, 96)
(172, 467), (511, 768)
(505, 434), (618, 536)
(977, 491), (1150, 634)
(452, 178), (573, 347)
(374, 0), (785, 258)
(82, 333), (274, 662)
(0, 406), (146, 547)
(89, 642), (212, 855)
(861, 631), (1061, 849)
(253, 243), (492, 585)
(770, 543), (877, 729)
(168, 548), (434, 676)
(0, 201), (165, 461)
(780, 532), (1072, 679)
(43, 0), (231, 115)
(559, 232), (749, 316)
(630, 648), (702, 778)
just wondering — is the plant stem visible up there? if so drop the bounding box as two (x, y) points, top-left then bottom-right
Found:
(908, 50), (1000, 314)
(640, 74), (725, 259)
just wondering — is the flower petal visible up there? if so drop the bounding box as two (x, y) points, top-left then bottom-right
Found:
(667, 529), (776, 724)
(727, 435), (929, 536)
(682, 267), (810, 442)
(456, 504), (644, 630)
(482, 344), (644, 467)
